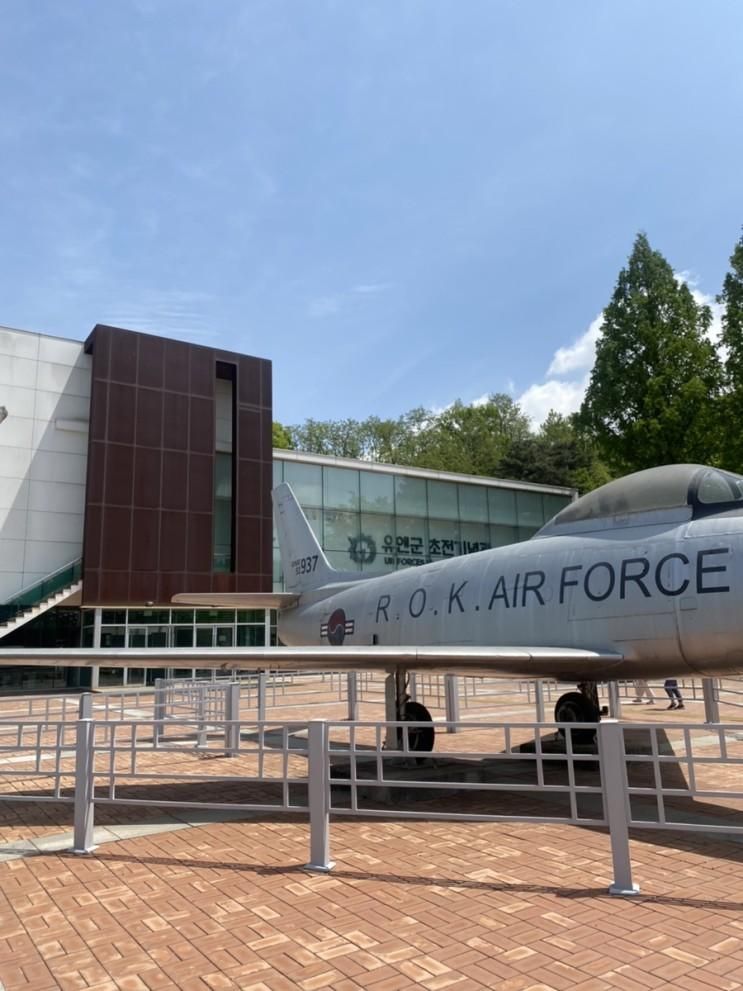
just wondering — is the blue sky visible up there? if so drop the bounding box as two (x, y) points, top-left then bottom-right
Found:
(1, 1), (742, 427)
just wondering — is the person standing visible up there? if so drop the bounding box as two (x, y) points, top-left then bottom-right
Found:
(664, 679), (684, 710)
(633, 679), (656, 704)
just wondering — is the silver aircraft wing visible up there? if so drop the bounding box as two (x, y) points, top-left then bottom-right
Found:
(0, 645), (625, 680)
(171, 592), (300, 609)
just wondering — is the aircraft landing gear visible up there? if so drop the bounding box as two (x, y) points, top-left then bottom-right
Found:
(554, 681), (600, 744)
(387, 670), (435, 753)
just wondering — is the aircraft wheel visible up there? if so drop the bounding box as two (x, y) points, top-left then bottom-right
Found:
(554, 691), (599, 744)
(397, 700), (435, 753)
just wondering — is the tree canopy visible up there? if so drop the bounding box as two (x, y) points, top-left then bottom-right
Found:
(580, 233), (723, 472)
(718, 229), (743, 471)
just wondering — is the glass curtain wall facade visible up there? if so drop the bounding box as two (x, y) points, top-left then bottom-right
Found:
(273, 454), (574, 590)
(66, 455), (572, 689)
(81, 607), (277, 686)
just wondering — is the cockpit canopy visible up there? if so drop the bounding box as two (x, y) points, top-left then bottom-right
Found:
(538, 464), (743, 535)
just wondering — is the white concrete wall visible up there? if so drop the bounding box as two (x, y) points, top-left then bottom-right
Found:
(0, 327), (91, 602)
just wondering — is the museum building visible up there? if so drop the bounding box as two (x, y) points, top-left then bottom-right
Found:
(0, 323), (576, 689)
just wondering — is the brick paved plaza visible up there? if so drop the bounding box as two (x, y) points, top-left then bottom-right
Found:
(2, 679), (743, 990)
(4, 814), (743, 991)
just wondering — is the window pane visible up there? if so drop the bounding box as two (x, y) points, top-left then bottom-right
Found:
(394, 516), (428, 567)
(519, 526), (539, 542)
(128, 627), (146, 648)
(395, 476), (426, 516)
(237, 609), (265, 623)
(172, 609), (194, 624)
(360, 514), (395, 569)
(147, 627), (169, 648)
(491, 524), (519, 547)
(427, 519), (460, 561)
(195, 609), (235, 623)
(284, 462), (322, 506)
(323, 510), (360, 552)
(174, 627), (194, 647)
(517, 491), (544, 527)
(102, 610), (126, 625)
(272, 460), (284, 488)
(129, 609), (169, 625)
(326, 550), (361, 571)
(428, 480), (458, 520)
(214, 452), (232, 499)
(458, 484), (487, 522)
(488, 488), (517, 525)
(460, 522), (490, 554)
(323, 467), (360, 511)
(216, 627), (234, 647)
(101, 627), (125, 647)
(237, 625), (266, 646)
(196, 628), (214, 647)
(543, 493), (571, 521)
(360, 472), (394, 513)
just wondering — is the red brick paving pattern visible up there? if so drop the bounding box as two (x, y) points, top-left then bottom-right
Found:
(4, 816), (743, 990)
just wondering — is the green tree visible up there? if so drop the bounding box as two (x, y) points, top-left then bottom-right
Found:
(718, 229), (743, 470)
(498, 411), (610, 491)
(272, 421), (294, 449)
(580, 233), (723, 472)
(389, 396), (531, 476)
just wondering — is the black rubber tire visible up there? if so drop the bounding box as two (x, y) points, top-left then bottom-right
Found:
(397, 700), (435, 753)
(554, 691), (600, 744)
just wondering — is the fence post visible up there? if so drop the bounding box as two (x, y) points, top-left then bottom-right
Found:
(197, 684), (207, 748)
(702, 678), (720, 724)
(597, 719), (638, 896)
(607, 681), (622, 719)
(445, 675), (459, 733)
(153, 677), (166, 748)
(306, 721), (334, 872)
(346, 672), (358, 721)
(257, 671), (267, 722)
(225, 682), (241, 756)
(72, 718), (95, 854)
(534, 680), (545, 723)
(78, 693), (92, 719)
(384, 674), (397, 750)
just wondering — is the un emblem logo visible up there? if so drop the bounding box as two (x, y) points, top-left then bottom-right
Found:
(348, 533), (377, 565)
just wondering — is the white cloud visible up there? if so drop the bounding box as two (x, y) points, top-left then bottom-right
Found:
(517, 375), (591, 426)
(508, 311), (604, 427)
(547, 314), (603, 376)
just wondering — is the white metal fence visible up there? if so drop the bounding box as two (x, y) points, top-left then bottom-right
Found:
(3, 704), (743, 895)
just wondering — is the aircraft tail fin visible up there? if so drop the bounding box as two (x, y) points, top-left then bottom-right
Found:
(273, 482), (345, 593)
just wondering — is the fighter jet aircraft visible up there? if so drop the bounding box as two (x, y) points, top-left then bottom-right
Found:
(173, 463), (743, 728)
(2, 463), (742, 746)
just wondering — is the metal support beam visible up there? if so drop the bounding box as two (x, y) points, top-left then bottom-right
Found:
(306, 720), (334, 871)
(702, 678), (720, 724)
(534, 680), (546, 722)
(72, 718), (95, 854)
(444, 674), (459, 733)
(598, 719), (638, 896)
(257, 671), (267, 722)
(153, 677), (166, 748)
(225, 682), (241, 756)
(384, 673), (397, 750)
(346, 672), (358, 721)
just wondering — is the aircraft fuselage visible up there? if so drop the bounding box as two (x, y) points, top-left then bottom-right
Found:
(279, 512), (743, 681)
